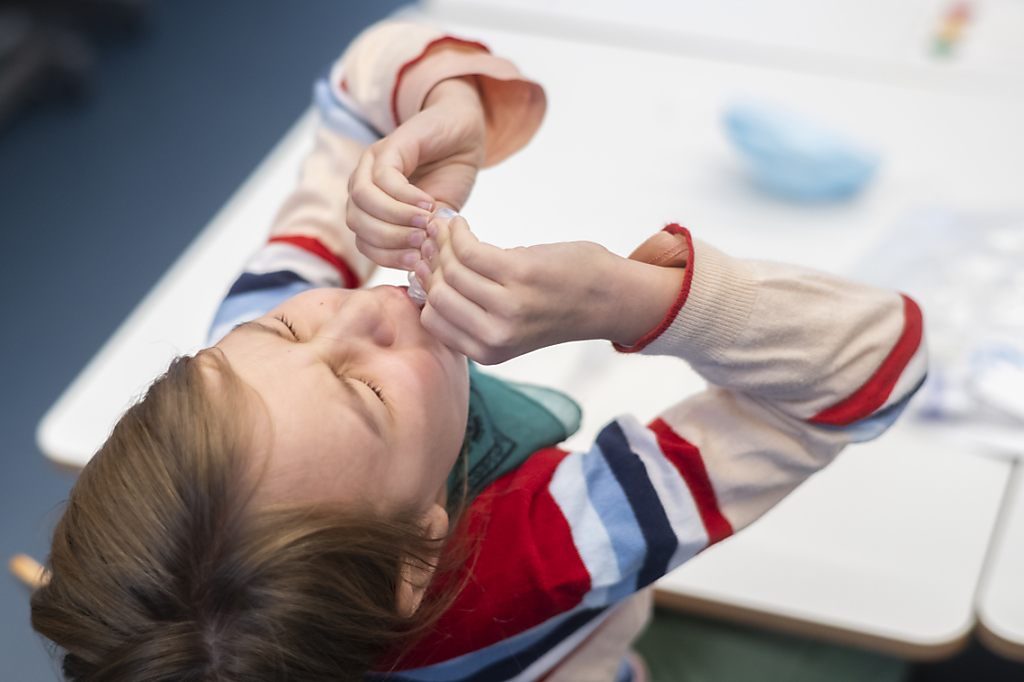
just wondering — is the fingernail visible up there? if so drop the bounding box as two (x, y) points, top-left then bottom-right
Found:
(416, 201), (434, 211)
(433, 207), (457, 219)
(411, 214), (428, 228)
(408, 230), (425, 248)
(401, 251), (419, 269)
(426, 222), (438, 238)
(421, 239), (436, 261)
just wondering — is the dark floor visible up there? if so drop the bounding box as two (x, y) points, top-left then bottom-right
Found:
(1, 1), (1021, 679)
(638, 609), (1024, 682)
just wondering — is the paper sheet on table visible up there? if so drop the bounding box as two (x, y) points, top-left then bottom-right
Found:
(856, 207), (1024, 457)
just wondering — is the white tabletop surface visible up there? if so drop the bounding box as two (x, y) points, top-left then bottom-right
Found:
(423, 0), (1024, 95)
(977, 463), (1024, 660)
(38, 20), (1022, 657)
(656, 423), (1009, 658)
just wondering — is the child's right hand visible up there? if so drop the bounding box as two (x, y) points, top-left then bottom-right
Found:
(413, 215), (684, 364)
(346, 77), (487, 271)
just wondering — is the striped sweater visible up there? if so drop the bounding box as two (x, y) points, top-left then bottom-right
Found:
(208, 20), (927, 682)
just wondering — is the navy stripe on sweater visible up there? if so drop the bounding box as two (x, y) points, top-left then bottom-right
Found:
(597, 422), (677, 589)
(227, 270), (309, 297)
(376, 608), (608, 682)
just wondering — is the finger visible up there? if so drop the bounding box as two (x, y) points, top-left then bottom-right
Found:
(425, 276), (493, 343)
(420, 236), (439, 265)
(373, 142), (436, 210)
(448, 216), (515, 283)
(350, 153), (434, 227)
(426, 211), (456, 243)
(413, 259), (434, 290)
(355, 237), (420, 271)
(420, 303), (481, 358)
(347, 147), (373, 197)
(352, 157), (436, 224)
(436, 234), (506, 311)
(347, 201), (427, 251)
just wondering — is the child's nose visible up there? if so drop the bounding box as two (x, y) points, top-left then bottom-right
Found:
(328, 290), (396, 347)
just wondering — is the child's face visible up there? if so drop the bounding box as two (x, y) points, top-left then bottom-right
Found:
(214, 285), (469, 514)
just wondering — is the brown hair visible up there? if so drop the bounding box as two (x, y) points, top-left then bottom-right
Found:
(31, 353), (464, 681)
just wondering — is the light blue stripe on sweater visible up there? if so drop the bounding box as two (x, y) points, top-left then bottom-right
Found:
(383, 606), (601, 681)
(579, 434), (646, 602)
(207, 281), (315, 344)
(313, 76), (381, 144)
(821, 376), (925, 442)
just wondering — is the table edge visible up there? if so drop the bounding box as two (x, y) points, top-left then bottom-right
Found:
(653, 588), (972, 661)
(976, 620), (1024, 662)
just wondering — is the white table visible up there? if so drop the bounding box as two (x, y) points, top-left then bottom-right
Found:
(977, 463), (1024, 662)
(655, 423), (1008, 659)
(39, 21), (1022, 660)
(423, 0), (1024, 95)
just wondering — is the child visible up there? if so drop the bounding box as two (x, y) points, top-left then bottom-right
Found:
(30, 20), (926, 682)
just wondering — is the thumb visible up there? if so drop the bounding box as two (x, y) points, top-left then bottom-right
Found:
(369, 136), (435, 208)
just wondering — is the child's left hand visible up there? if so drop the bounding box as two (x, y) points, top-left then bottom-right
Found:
(413, 215), (617, 364)
(415, 215), (686, 363)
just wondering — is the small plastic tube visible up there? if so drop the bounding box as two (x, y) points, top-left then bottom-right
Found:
(407, 269), (427, 307)
(406, 207), (458, 308)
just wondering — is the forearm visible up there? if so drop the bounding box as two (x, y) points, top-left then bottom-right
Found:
(588, 250), (686, 347)
(422, 76), (488, 188)
(267, 34), (492, 281)
(267, 124), (373, 286)
(596, 227), (926, 551)
(639, 231), (925, 423)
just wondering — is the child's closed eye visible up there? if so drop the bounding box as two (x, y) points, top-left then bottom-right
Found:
(359, 379), (387, 404)
(274, 315), (300, 341)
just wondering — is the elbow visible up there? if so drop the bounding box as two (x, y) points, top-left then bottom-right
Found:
(809, 293), (928, 442)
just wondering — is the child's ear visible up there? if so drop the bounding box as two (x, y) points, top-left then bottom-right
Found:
(396, 504), (449, 618)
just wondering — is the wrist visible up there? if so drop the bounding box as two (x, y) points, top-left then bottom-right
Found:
(421, 76), (487, 168)
(423, 76), (484, 116)
(595, 253), (685, 347)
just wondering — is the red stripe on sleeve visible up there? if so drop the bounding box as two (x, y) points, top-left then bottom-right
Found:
(649, 418), (733, 544)
(267, 235), (360, 289)
(394, 447), (590, 668)
(811, 294), (923, 426)
(390, 36), (491, 127)
(614, 224), (695, 353)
